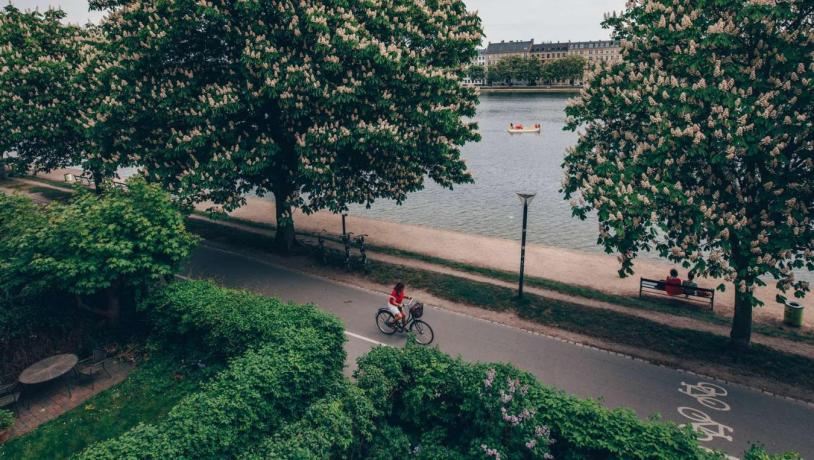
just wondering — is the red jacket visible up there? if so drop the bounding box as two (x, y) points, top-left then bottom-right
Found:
(665, 276), (683, 296)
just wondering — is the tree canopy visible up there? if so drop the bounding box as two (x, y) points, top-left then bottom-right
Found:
(563, 0), (814, 347)
(542, 55), (586, 84)
(87, 0), (482, 250)
(0, 179), (198, 322)
(0, 6), (94, 177)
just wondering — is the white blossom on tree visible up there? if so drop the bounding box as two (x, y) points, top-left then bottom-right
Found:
(562, 0), (813, 348)
(87, 0), (483, 250)
(0, 6), (90, 177)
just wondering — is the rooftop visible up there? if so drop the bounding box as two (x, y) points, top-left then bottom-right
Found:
(484, 40), (534, 55)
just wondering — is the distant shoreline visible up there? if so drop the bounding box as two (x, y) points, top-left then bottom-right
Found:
(476, 86), (580, 94)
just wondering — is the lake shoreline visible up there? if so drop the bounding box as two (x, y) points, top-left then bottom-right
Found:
(476, 86), (580, 94)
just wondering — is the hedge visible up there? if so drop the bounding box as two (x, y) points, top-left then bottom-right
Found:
(238, 382), (376, 460)
(354, 343), (717, 460)
(76, 332), (342, 459)
(76, 280), (347, 459)
(139, 279), (346, 360)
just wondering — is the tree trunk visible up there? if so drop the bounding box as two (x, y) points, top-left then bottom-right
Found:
(0, 155), (6, 180)
(93, 172), (103, 196)
(104, 285), (121, 325)
(730, 285), (753, 350)
(274, 187), (296, 253)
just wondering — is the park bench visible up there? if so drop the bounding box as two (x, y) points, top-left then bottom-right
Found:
(64, 172), (93, 186)
(64, 173), (128, 191)
(639, 277), (715, 311)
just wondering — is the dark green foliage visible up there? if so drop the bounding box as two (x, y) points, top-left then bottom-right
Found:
(239, 383), (376, 460)
(743, 445), (803, 460)
(355, 343), (716, 460)
(139, 280), (346, 361)
(76, 337), (341, 459)
(0, 409), (13, 431)
(0, 181), (197, 323)
(0, 352), (222, 460)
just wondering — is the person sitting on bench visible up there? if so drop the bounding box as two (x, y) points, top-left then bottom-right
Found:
(682, 272), (699, 296)
(665, 269), (683, 296)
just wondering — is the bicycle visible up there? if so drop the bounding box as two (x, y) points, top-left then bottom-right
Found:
(317, 229), (329, 264)
(355, 233), (369, 270)
(342, 232), (353, 270)
(375, 298), (435, 345)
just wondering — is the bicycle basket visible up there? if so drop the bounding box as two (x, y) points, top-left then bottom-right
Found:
(410, 302), (424, 319)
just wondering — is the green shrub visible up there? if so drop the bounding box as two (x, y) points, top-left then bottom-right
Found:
(0, 409), (14, 431)
(76, 330), (343, 459)
(0, 181), (198, 324)
(354, 343), (716, 460)
(140, 280), (346, 361)
(743, 445), (803, 460)
(238, 382), (376, 460)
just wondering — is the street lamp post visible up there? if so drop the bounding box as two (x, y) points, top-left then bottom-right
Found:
(516, 192), (536, 298)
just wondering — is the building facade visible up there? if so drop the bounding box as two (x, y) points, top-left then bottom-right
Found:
(483, 40), (534, 68)
(468, 38), (622, 86)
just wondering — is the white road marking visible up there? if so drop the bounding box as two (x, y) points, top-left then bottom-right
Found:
(345, 331), (389, 347)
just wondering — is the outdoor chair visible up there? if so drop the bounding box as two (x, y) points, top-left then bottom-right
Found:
(0, 383), (21, 415)
(0, 375), (17, 396)
(76, 349), (111, 388)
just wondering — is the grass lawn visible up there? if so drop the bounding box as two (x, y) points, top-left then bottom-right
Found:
(187, 217), (814, 396)
(27, 186), (73, 202)
(0, 351), (222, 460)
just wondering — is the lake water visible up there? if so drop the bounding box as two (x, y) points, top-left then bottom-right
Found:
(349, 93), (601, 251)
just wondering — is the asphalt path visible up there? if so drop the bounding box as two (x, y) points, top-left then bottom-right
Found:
(183, 243), (814, 458)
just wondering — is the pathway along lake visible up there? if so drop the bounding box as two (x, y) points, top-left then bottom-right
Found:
(349, 93), (601, 251)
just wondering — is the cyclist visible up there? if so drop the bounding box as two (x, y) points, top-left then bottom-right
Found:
(387, 282), (411, 329)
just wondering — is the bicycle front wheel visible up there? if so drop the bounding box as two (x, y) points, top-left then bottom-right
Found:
(409, 320), (434, 345)
(376, 311), (397, 335)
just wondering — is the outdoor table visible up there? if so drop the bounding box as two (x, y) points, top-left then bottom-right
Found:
(18, 353), (79, 397)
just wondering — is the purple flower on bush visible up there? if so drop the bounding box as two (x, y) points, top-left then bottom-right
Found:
(484, 368), (496, 388)
(526, 439), (538, 449)
(481, 444), (501, 459)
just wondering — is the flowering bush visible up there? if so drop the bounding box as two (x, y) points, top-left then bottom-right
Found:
(354, 342), (712, 459)
(563, 0), (814, 347)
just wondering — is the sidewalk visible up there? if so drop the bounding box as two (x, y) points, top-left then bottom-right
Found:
(19, 167), (814, 331)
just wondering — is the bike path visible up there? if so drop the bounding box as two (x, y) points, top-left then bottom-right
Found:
(182, 244), (814, 458)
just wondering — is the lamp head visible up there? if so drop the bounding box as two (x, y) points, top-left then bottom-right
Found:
(516, 192), (537, 205)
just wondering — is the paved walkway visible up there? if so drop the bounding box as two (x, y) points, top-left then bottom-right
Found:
(7, 360), (133, 439)
(182, 242), (814, 459)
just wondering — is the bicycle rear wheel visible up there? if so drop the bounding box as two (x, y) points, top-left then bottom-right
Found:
(376, 311), (397, 335)
(409, 320), (434, 345)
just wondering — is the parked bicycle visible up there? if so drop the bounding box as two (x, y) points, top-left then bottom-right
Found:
(342, 232), (353, 270)
(355, 234), (369, 269)
(317, 229), (329, 264)
(375, 298), (434, 345)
